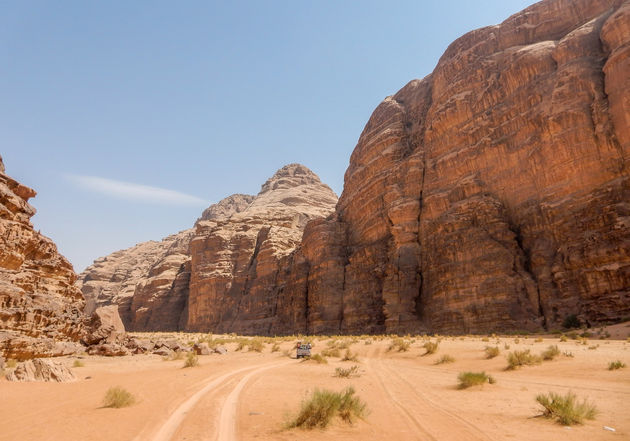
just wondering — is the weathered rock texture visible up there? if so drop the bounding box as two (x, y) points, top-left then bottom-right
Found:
(77, 194), (254, 331)
(6, 358), (76, 382)
(78, 0), (629, 335)
(272, 0), (630, 334)
(0, 156), (85, 359)
(187, 164), (339, 333)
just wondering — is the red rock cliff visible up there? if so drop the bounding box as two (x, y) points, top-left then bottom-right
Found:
(274, 0), (630, 334)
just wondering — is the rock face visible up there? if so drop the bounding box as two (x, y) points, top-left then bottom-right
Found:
(6, 358), (76, 382)
(273, 0), (630, 334)
(77, 167), (338, 333)
(187, 164), (338, 333)
(0, 156), (85, 359)
(77, 0), (629, 335)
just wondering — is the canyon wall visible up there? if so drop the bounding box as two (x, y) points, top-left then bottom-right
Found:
(79, 0), (629, 335)
(0, 157), (85, 359)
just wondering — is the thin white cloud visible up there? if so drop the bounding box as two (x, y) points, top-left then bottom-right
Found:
(65, 174), (208, 207)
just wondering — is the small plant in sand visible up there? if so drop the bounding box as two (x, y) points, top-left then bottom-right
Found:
(563, 351), (574, 358)
(534, 337), (543, 343)
(102, 386), (136, 408)
(321, 347), (341, 358)
(559, 334), (568, 342)
(286, 386), (367, 429)
(481, 337), (490, 342)
(183, 352), (199, 368)
(334, 365), (360, 378)
(608, 360), (626, 370)
(457, 371), (495, 389)
(535, 391), (597, 425)
(301, 354), (328, 364)
(73, 360), (85, 368)
(588, 344), (599, 350)
(514, 338), (520, 344)
(506, 349), (541, 370)
(388, 338), (410, 352)
(484, 346), (500, 359)
(341, 349), (359, 362)
(249, 339), (265, 352)
(435, 354), (455, 364)
(422, 341), (439, 355)
(504, 343), (511, 350)
(541, 345), (560, 361)
(271, 343), (280, 352)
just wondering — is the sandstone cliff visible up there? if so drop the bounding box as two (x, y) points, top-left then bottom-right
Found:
(77, 194), (254, 330)
(273, 0), (630, 334)
(0, 156), (85, 359)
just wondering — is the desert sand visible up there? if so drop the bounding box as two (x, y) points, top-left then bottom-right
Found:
(2, 329), (629, 441)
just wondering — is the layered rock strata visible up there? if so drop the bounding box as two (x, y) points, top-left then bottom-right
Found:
(0, 156), (85, 359)
(273, 0), (630, 334)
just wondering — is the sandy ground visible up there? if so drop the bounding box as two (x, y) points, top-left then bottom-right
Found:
(1, 330), (629, 441)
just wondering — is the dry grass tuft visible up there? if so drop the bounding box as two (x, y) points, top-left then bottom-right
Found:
(341, 349), (359, 362)
(301, 354), (328, 364)
(183, 352), (199, 368)
(536, 391), (597, 425)
(608, 360), (626, 370)
(102, 386), (136, 408)
(506, 349), (541, 370)
(541, 345), (560, 361)
(435, 354), (455, 364)
(422, 341), (439, 355)
(484, 346), (500, 359)
(457, 371), (495, 389)
(388, 338), (411, 352)
(286, 387), (367, 429)
(72, 360), (85, 368)
(334, 365), (360, 378)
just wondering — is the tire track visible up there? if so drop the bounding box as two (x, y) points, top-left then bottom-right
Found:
(150, 359), (291, 441)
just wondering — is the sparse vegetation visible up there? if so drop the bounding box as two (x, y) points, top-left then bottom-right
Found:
(334, 365), (360, 378)
(301, 354), (328, 364)
(341, 349), (359, 362)
(608, 360), (626, 370)
(435, 354), (455, 364)
(271, 343), (280, 352)
(535, 391), (597, 425)
(321, 347), (341, 358)
(73, 360), (85, 368)
(388, 338), (411, 352)
(286, 387), (367, 429)
(588, 344), (599, 350)
(560, 334), (568, 342)
(506, 349), (541, 370)
(249, 339), (265, 352)
(422, 341), (439, 355)
(102, 386), (136, 408)
(457, 371), (495, 389)
(535, 337), (543, 343)
(485, 346), (500, 359)
(183, 352), (199, 368)
(541, 345), (560, 361)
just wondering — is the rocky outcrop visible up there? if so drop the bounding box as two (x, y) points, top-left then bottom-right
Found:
(6, 358), (76, 382)
(273, 0), (630, 334)
(187, 164), (338, 333)
(0, 156), (86, 359)
(77, 194), (255, 331)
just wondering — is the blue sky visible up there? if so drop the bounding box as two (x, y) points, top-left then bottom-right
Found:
(1, 0), (534, 271)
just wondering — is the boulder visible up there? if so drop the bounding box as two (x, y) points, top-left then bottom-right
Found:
(5, 358), (76, 382)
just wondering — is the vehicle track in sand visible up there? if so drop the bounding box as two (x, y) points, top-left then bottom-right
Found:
(150, 359), (291, 441)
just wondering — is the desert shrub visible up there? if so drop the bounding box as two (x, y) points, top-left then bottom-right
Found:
(301, 354), (327, 364)
(535, 337), (543, 343)
(235, 340), (247, 351)
(559, 334), (568, 342)
(588, 344), (599, 350)
(249, 339), (265, 352)
(608, 360), (626, 370)
(457, 371), (495, 389)
(485, 346), (500, 359)
(334, 365), (360, 378)
(73, 360), (85, 368)
(435, 354), (455, 364)
(271, 343), (280, 352)
(481, 337), (490, 342)
(364, 340), (372, 345)
(541, 345), (560, 361)
(286, 387), (367, 429)
(535, 391), (597, 425)
(388, 338), (410, 352)
(321, 348), (341, 358)
(341, 349), (359, 362)
(183, 352), (199, 368)
(102, 386), (136, 408)
(423, 341), (439, 355)
(506, 349), (541, 370)
(563, 314), (581, 329)
(504, 343), (511, 350)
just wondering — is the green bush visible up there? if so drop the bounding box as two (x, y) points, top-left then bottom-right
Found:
(506, 349), (541, 370)
(536, 391), (597, 425)
(485, 346), (500, 359)
(608, 360), (626, 370)
(435, 354), (455, 364)
(102, 386), (136, 408)
(286, 387), (367, 429)
(183, 352), (199, 368)
(457, 371), (495, 389)
(541, 345), (560, 361)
